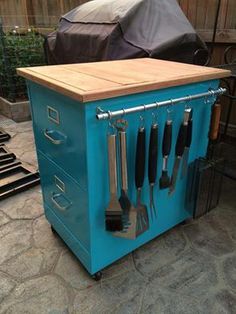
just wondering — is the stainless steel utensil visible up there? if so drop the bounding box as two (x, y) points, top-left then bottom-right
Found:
(114, 120), (137, 239)
(105, 133), (123, 231)
(169, 108), (191, 195)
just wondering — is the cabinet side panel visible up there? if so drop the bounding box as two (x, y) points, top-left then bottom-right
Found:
(85, 80), (219, 274)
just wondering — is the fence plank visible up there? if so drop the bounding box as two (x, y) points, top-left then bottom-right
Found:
(225, 0), (236, 29)
(187, 0), (198, 27)
(218, 0), (229, 30)
(179, 0), (189, 15)
(195, 0), (207, 29)
(63, 1), (86, 14)
(204, 0), (217, 29)
(199, 29), (236, 43)
(0, 0), (29, 29)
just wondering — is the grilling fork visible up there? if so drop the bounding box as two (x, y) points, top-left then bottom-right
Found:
(148, 121), (158, 219)
(135, 125), (149, 235)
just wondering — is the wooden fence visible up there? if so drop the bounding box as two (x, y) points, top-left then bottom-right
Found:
(178, 0), (236, 66)
(178, 0), (236, 44)
(0, 0), (235, 65)
(0, 0), (87, 29)
(1, 0), (235, 44)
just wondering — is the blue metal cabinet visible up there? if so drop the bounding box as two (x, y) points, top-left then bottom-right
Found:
(28, 83), (88, 191)
(27, 79), (219, 275)
(38, 152), (90, 249)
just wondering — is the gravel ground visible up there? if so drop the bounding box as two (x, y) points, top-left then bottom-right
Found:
(0, 114), (235, 314)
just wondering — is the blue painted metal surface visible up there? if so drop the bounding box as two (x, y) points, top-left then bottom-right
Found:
(28, 83), (88, 191)
(27, 79), (219, 275)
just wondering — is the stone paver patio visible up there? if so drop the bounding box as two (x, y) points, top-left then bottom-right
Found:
(0, 114), (236, 314)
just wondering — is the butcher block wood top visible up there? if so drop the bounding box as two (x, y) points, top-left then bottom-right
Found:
(17, 58), (230, 103)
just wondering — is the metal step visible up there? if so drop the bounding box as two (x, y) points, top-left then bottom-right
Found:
(0, 164), (40, 200)
(0, 130), (11, 143)
(0, 141), (40, 200)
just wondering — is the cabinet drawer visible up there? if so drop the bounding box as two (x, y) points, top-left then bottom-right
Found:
(38, 152), (90, 249)
(30, 84), (87, 190)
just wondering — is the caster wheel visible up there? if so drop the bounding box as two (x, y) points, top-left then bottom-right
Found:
(92, 271), (102, 281)
(180, 218), (193, 225)
(51, 225), (57, 234)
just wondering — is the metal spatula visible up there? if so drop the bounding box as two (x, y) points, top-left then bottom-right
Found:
(169, 109), (191, 195)
(114, 121), (137, 239)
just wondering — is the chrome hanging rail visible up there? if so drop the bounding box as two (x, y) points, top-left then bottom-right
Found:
(96, 87), (226, 121)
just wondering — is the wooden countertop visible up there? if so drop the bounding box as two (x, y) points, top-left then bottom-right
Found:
(17, 58), (230, 103)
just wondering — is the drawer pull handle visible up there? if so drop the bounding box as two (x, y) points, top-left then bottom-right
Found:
(44, 129), (66, 145)
(51, 193), (71, 211)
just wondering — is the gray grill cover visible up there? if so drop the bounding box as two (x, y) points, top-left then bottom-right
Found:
(45, 0), (207, 65)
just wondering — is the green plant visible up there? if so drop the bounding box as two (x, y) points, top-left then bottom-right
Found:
(0, 26), (45, 102)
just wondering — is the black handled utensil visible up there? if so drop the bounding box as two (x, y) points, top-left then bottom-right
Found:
(148, 122), (158, 219)
(118, 129), (131, 214)
(159, 120), (172, 189)
(181, 110), (193, 178)
(135, 126), (149, 234)
(169, 109), (191, 195)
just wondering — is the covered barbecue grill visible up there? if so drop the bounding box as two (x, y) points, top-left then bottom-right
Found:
(45, 0), (208, 65)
